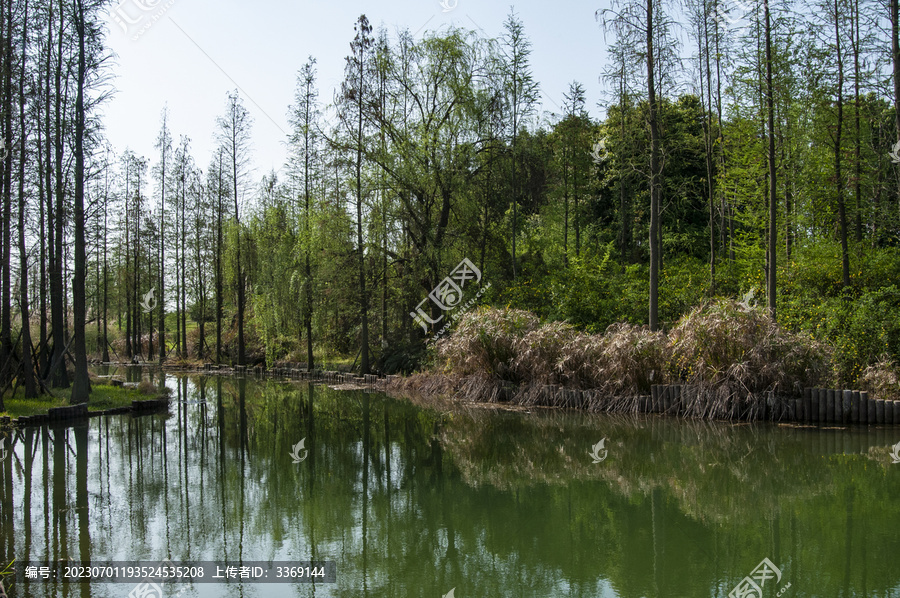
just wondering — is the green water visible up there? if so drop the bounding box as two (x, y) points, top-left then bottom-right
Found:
(1, 371), (899, 597)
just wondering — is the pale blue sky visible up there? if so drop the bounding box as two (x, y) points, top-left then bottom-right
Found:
(102, 0), (615, 194)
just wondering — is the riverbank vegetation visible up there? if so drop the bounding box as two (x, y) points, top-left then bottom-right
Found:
(0, 377), (165, 419)
(411, 300), (837, 404)
(1, 3), (900, 407)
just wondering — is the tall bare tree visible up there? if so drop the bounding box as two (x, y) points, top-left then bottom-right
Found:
(216, 91), (252, 365)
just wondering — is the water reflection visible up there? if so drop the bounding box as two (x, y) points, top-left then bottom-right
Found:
(0, 374), (897, 597)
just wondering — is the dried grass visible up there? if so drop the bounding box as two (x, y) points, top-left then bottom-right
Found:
(420, 301), (832, 420)
(858, 356), (900, 401)
(668, 299), (831, 397)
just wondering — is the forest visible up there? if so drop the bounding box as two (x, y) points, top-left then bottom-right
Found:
(1, 0), (900, 409)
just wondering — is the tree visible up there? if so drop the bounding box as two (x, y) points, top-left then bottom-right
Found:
(764, 0), (778, 317)
(289, 56), (320, 371)
(216, 91), (252, 365)
(70, 0), (92, 402)
(502, 9), (539, 280)
(338, 14), (374, 374)
(154, 108), (171, 362)
(555, 82), (593, 267)
(601, 0), (678, 330)
(17, 0), (36, 398)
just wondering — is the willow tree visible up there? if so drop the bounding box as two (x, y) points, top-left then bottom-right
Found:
(361, 28), (482, 334)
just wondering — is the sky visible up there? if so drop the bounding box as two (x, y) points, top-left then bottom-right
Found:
(101, 0), (616, 195)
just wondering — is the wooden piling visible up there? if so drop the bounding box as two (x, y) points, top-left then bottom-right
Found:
(803, 388), (812, 422)
(826, 389), (835, 423)
(886, 400), (895, 425)
(876, 399), (885, 424)
(842, 390), (852, 424)
(863, 392), (874, 424)
(851, 391), (860, 423)
(816, 388), (826, 423)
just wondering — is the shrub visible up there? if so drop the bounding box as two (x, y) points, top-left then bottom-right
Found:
(858, 357), (900, 401)
(433, 307), (539, 380)
(668, 299), (832, 395)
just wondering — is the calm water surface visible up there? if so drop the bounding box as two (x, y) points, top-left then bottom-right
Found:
(1, 369), (899, 597)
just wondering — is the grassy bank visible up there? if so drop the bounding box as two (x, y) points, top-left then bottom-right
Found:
(1, 379), (168, 419)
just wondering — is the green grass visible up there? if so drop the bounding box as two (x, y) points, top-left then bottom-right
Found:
(1, 383), (166, 419)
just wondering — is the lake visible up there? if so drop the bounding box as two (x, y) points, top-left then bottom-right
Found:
(1, 369), (898, 597)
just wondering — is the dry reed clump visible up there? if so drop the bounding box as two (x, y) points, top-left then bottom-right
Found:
(858, 357), (900, 401)
(510, 321), (580, 385)
(556, 323), (669, 394)
(668, 299), (831, 396)
(434, 307), (539, 381)
(435, 306), (668, 398)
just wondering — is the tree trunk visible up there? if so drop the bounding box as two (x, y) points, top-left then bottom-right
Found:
(49, 0), (68, 387)
(17, 0), (35, 398)
(835, 0), (850, 288)
(215, 150), (223, 364)
(0, 0), (11, 388)
(647, 0), (661, 331)
(70, 0), (90, 403)
(765, 0), (778, 318)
